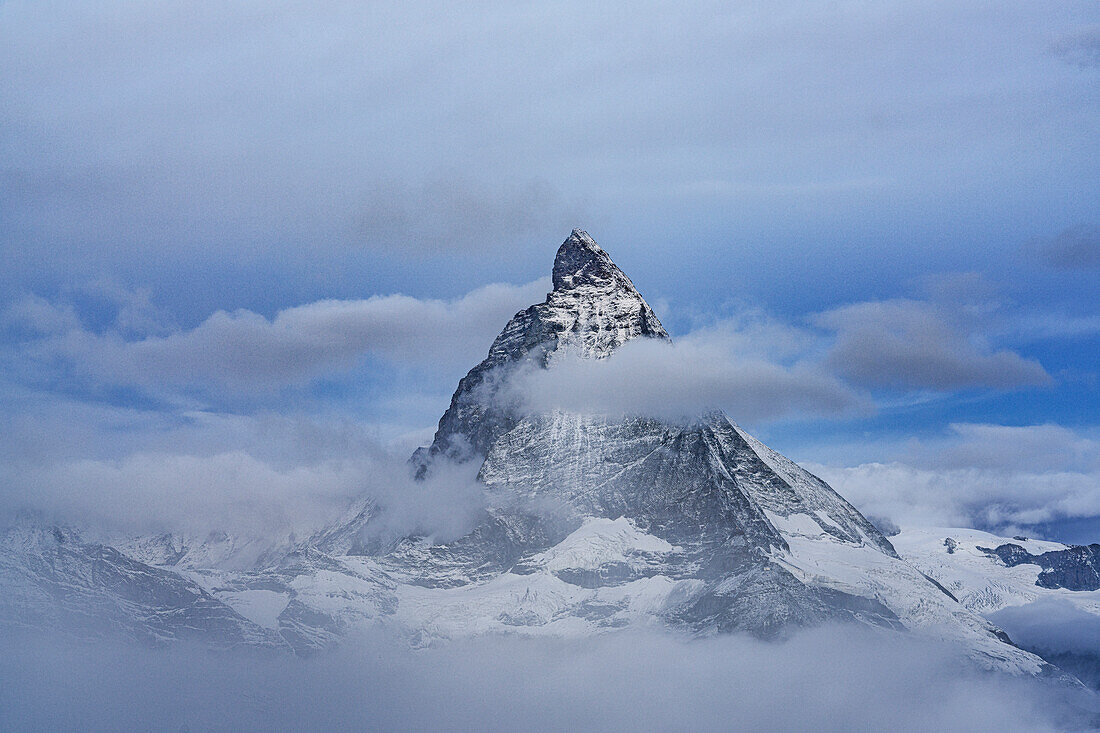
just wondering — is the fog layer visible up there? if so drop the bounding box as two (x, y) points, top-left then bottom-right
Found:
(2, 625), (1093, 733)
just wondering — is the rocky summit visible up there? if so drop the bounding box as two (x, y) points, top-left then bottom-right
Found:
(416, 229), (669, 464)
(0, 230), (1068, 679)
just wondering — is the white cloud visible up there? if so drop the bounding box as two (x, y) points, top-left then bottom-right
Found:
(2, 0), (1096, 307)
(0, 396), (485, 542)
(503, 335), (866, 424)
(809, 423), (1100, 532)
(1, 443), (487, 545)
(5, 278), (549, 395)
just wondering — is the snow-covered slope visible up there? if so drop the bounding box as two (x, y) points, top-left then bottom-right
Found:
(115, 529), (291, 571)
(894, 527), (1100, 686)
(892, 528), (1085, 614)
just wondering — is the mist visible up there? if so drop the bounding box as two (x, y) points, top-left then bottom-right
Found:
(0, 406), (487, 546)
(3, 624), (1093, 733)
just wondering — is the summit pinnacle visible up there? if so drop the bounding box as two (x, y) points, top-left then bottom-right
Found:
(419, 230), (668, 462)
(552, 229), (626, 291)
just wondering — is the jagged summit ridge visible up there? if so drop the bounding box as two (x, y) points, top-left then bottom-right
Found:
(421, 229), (668, 462)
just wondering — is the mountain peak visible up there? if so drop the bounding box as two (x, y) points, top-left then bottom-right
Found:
(546, 229), (670, 352)
(552, 229), (627, 292)
(419, 229), (670, 462)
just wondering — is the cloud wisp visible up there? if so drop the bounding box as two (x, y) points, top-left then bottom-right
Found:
(0, 402), (486, 544)
(501, 335), (866, 424)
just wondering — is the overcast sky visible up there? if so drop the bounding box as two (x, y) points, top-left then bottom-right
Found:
(2, 0), (1099, 541)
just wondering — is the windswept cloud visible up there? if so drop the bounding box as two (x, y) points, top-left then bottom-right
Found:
(501, 324), (868, 424)
(4, 279), (549, 396)
(813, 299), (1050, 391)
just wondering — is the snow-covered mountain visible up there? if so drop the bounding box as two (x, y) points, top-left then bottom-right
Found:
(894, 528), (1100, 614)
(0, 523), (283, 649)
(414, 228), (669, 466)
(0, 230), (1077, 680)
(895, 527), (1100, 686)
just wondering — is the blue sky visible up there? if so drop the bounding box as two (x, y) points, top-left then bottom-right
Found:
(1, 1), (1098, 541)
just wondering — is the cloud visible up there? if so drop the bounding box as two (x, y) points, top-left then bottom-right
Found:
(1, 295), (81, 337)
(917, 423), (1100, 473)
(1010, 312), (1100, 341)
(990, 598), (1100, 660)
(988, 597), (1100, 690)
(3, 279), (549, 397)
(5, 450), (367, 538)
(1032, 224), (1100, 270)
(0, 441), (486, 546)
(809, 423), (1100, 532)
(503, 336), (865, 424)
(812, 461), (1100, 531)
(1, 0), (1097, 317)
(0, 398), (485, 542)
(0, 625), (1086, 732)
(813, 299), (1050, 390)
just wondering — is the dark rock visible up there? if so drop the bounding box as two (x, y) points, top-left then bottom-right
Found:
(981, 543), (1100, 591)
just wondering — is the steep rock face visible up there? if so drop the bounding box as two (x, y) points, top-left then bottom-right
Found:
(418, 229), (669, 464)
(479, 411), (893, 556)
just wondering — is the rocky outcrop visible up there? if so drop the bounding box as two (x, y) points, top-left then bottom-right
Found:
(983, 542), (1100, 591)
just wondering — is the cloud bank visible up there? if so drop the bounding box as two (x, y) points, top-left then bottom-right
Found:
(2, 0), (1097, 318)
(810, 423), (1100, 533)
(1, 625), (1089, 733)
(0, 403), (485, 543)
(504, 336), (866, 424)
